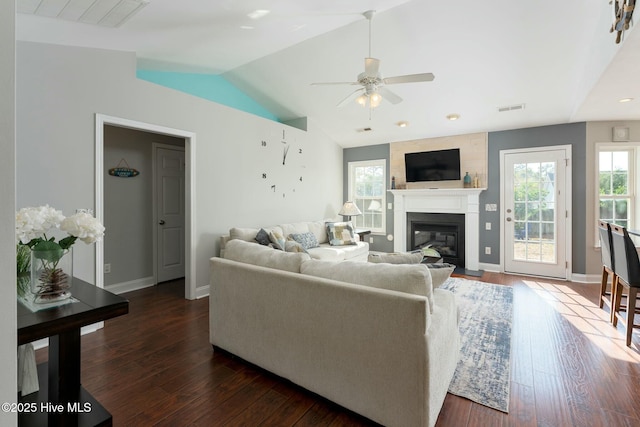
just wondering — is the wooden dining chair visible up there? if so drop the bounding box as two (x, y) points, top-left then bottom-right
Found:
(598, 221), (616, 322)
(610, 224), (640, 346)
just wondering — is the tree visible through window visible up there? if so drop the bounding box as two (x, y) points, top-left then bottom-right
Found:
(599, 150), (631, 228)
(348, 160), (386, 233)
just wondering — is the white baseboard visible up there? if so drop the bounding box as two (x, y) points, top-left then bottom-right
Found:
(106, 276), (155, 295)
(478, 262), (501, 272)
(195, 285), (209, 299)
(571, 273), (600, 284)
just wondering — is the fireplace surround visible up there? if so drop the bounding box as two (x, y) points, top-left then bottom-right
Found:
(390, 188), (484, 271)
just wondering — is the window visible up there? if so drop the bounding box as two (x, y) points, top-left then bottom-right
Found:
(598, 148), (633, 228)
(347, 160), (386, 233)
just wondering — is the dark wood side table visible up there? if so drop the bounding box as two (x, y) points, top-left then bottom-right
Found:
(355, 229), (371, 242)
(17, 278), (129, 427)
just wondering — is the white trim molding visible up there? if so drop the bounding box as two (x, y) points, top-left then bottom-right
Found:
(390, 188), (485, 271)
(95, 114), (197, 300)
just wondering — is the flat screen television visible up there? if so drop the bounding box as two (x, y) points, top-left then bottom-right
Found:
(405, 148), (461, 182)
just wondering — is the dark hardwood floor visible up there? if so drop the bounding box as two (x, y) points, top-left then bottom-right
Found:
(35, 272), (640, 426)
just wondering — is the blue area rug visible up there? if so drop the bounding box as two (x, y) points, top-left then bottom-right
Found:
(440, 277), (513, 413)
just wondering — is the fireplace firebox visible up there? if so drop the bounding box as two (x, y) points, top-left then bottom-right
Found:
(407, 212), (465, 267)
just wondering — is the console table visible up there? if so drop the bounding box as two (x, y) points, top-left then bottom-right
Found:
(17, 278), (129, 427)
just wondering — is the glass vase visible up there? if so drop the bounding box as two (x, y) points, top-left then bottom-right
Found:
(30, 247), (72, 303)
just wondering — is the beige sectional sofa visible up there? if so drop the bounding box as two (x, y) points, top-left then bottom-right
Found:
(209, 239), (460, 427)
(219, 220), (369, 261)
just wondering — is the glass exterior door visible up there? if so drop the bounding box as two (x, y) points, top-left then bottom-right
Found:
(503, 149), (568, 279)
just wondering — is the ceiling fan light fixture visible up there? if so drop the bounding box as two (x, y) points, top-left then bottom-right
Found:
(356, 94), (368, 107)
(370, 92), (382, 108)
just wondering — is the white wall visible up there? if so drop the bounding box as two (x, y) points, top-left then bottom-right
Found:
(16, 41), (343, 295)
(0, 2), (17, 425)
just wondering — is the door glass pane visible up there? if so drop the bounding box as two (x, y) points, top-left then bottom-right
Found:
(511, 160), (557, 264)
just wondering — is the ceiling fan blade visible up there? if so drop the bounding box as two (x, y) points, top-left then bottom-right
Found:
(364, 58), (380, 76)
(336, 88), (364, 107)
(311, 81), (359, 86)
(383, 72), (435, 85)
(377, 87), (403, 104)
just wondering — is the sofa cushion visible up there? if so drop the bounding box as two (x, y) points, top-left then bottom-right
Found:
(223, 239), (310, 273)
(229, 227), (259, 242)
(289, 231), (319, 250)
(425, 263), (456, 288)
(300, 259), (434, 313)
(326, 221), (357, 246)
(307, 220), (329, 244)
(368, 252), (424, 264)
(280, 222), (311, 237)
(306, 242), (369, 261)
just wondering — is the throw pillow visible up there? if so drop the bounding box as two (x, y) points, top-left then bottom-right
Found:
(301, 260), (434, 313)
(289, 231), (319, 250)
(368, 252), (424, 264)
(425, 263), (456, 288)
(326, 221), (357, 246)
(254, 228), (271, 246)
(268, 230), (286, 251)
(285, 239), (307, 253)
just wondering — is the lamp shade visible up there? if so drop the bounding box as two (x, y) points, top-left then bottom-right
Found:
(339, 201), (362, 217)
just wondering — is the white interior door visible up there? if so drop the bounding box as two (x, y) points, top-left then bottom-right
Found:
(156, 146), (185, 283)
(502, 147), (570, 279)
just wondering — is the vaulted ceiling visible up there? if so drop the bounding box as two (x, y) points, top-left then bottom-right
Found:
(16, 0), (640, 147)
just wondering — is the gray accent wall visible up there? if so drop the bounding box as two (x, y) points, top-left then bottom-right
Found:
(343, 123), (588, 274)
(103, 126), (184, 287)
(343, 144), (394, 252)
(1, 1), (17, 418)
(482, 123), (587, 273)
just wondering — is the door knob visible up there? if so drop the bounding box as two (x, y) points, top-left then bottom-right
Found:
(159, 220), (165, 225)
(506, 218), (512, 222)
(506, 208), (512, 213)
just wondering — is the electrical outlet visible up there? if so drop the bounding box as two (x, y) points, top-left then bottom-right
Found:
(369, 237), (374, 243)
(104, 263), (111, 274)
(387, 203), (393, 210)
(484, 247), (491, 255)
(485, 222), (492, 230)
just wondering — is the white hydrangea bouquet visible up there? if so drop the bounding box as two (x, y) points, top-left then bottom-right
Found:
(16, 205), (105, 302)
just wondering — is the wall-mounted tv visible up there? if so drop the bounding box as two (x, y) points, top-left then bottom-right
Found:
(405, 148), (461, 182)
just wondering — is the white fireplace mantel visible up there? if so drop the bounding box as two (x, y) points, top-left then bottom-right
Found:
(389, 188), (485, 271)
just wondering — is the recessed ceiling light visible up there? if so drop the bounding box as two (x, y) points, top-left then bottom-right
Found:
(446, 114), (460, 121)
(397, 121), (409, 128)
(619, 98), (634, 103)
(247, 9), (270, 20)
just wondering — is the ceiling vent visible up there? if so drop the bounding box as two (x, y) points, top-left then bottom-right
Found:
(18, 0), (151, 28)
(357, 127), (373, 133)
(498, 103), (525, 113)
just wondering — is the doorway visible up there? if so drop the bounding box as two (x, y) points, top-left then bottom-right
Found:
(95, 114), (196, 299)
(500, 146), (572, 279)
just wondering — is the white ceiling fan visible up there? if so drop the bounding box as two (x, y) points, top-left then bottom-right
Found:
(312, 10), (435, 110)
